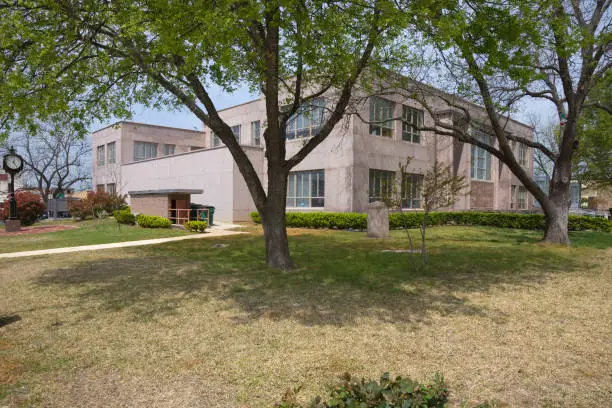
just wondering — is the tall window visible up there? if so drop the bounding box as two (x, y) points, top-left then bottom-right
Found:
(511, 185), (527, 209)
(470, 129), (492, 180)
(231, 125), (241, 143)
(287, 170), (325, 208)
(96, 184), (105, 192)
(369, 97), (395, 138)
(518, 143), (528, 167)
(369, 169), (395, 202)
(286, 98), (325, 140)
(106, 183), (116, 195)
(251, 121), (261, 145)
(133, 141), (158, 161)
(402, 106), (423, 143)
(107, 142), (116, 164)
(162, 144), (175, 156)
(211, 132), (221, 147)
(96, 145), (105, 166)
(401, 173), (423, 208)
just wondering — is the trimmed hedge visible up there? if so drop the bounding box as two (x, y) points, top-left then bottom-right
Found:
(136, 214), (172, 228)
(250, 211), (611, 232)
(184, 220), (208, 232)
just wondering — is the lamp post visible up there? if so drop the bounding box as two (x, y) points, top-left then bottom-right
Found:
(3, 146), (24, 232)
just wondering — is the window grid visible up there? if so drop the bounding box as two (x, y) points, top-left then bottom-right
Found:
(402, 106), (423, 143)
(163, 144), (175, 156)
(96, 145), (105, 166)
(211, 132), (221, 147)
(133, 141), (158, 161)
(286, 98), (325, 140)
(517, 186), (527, 209)
(470, 130), (492, 180)
(286, 170), (325, 208)
(251, 121), (261, 146)
(401, 173), (424, 208)
(107, 142), (116, 164)
(231, 125), (241, 143)
(518, 143), (528, 167)
(369, 169), (396, 202)
(106, 183), (116, 195)
(369, 97), (395, 138)
(96, 184), (105, 192)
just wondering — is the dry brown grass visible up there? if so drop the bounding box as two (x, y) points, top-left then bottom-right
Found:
(0, 226), (610, 407)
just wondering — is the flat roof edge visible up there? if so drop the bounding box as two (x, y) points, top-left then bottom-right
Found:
(128, 189), (204, 195)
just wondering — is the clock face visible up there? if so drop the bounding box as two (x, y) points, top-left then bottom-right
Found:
(5, 155), (22, 171)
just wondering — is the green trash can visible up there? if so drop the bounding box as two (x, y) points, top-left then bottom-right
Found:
(202, 205), (215, 225)
(190, 204), (215, 225)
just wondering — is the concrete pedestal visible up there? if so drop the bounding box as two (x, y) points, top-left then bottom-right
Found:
(367, 201), (389, 238)
(4, 219), (21, 233)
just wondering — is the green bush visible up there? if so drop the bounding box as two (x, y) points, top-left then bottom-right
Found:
(113, 207), (135, 225)
(250, 211), (612, 232)
(184, 220), (208, 232)
(276, 372), (449, 408)
(135, 214), (172, 228)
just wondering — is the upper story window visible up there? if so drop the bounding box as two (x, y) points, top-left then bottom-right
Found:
(286, 98), (325, 140)
(401, 173), (423, 208)
(251, 121), (261, 146)
(470, 129), (492, 181)
(163, 144), (175, 156)
(369, 97), (395, 138)
(96, 145), (105, 166)
(369, 169), (396, 202)
(517, 143), (528, 167)
(133, 141), (158, 161)
(231, 125), (241, 143)
(107, 142), (116, 164)
(286, 170), (325, 208)
(211, 132), (221, 147)
(402, 106), (423, 143)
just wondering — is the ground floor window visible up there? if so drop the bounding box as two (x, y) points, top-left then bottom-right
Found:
(96, 184), (105, 192)
(401, 173), (423, 208)
(511, 185), (527, 209)
(369, 169), (396, 203)
(287, 170), (325, 208)
(106, 183), (116, 195)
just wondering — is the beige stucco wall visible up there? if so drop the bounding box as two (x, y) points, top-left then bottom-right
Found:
(130, 195), (168, 218)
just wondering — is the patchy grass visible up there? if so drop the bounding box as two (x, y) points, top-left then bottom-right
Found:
(0, 226), (610, 407)
(0, 218), (189, 253)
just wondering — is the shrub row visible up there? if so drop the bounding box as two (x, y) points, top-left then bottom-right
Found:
(276, 372), (499, 408)
(113, 207), (136, 225)
(136, 214), (172, 228)
(184, 220), (208, 232)
(250, 211), (611, 232)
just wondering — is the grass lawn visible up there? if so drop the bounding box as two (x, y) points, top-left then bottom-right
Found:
(0, 226), (610, 407)
(0, 218), (190, 253)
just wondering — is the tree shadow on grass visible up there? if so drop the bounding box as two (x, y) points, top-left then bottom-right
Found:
(35, 229), (585, 327)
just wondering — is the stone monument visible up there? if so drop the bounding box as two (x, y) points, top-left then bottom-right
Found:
(367, 201), (389, 238)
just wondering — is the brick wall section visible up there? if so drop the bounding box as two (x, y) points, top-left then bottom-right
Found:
(470, 181), (495, 209)
(131, 195), (168, 218)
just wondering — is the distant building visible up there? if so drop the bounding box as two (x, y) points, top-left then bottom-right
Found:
(0, 169), (22, 203)
(533, 174), (582, 210)
(92, 90), (535, 223)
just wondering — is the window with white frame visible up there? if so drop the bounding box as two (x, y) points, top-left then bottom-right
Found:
(163, 144), (175, 156)
(286, 170), (325, 208)
(369, 97), (395, 137)
(470, 129), (492, 180)
(106, 183), (116, 195)
(511, 185), (528, 209)
(231, 125), (241, 143)
(518, 143), (528, 167)
(96, 145), (105, 166)
(251, 121), (261, 145)
(401, 173), (423, 208)
(402, 106), (423, 143)
(211, 132), (221, 147)
(133, 141), (157, 161)
(107, 142), (116, 164)
(286, 98), (325, 140)
(369, 169), (396, 202)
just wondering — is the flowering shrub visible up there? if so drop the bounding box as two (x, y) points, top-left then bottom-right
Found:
(1, 191), (46, 226)
(68, 191), (127, 220)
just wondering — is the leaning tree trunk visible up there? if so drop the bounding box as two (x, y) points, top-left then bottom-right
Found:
(260, 172), (294, 270)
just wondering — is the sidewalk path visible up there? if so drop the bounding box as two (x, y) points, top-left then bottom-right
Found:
(0, 224), (245, 259)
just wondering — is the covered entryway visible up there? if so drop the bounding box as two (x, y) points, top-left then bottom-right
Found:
(128, 189), (204, 225)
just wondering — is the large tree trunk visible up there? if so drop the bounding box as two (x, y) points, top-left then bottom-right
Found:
(260, 171), (294, 270)
(542, 150), (572, 245)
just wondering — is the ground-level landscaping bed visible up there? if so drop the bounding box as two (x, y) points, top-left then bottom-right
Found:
(0, 226), (610, 407)
(0, 218), (190, 253)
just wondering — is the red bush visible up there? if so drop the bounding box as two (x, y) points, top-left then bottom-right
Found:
(68, 190), (126, 220)
(1, 191), (46, 226)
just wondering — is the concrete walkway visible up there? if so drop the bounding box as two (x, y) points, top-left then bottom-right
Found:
(0, 223), (245, 259)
